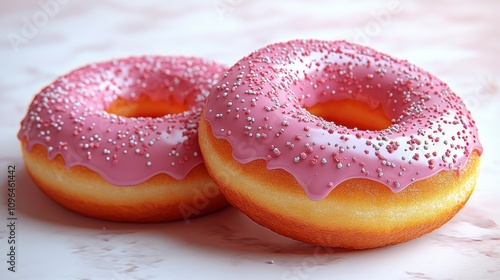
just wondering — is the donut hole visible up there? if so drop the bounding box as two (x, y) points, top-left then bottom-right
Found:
(305, 99), (391, 130)
(106, 94), (189, 118)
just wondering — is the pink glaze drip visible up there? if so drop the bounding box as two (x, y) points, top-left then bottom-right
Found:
(18, 56), (225, 185)
(204, 40), (483, 200)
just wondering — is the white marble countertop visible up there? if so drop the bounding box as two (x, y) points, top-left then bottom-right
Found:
(1, 0), (499, 279)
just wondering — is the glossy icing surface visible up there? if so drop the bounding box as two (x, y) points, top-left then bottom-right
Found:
(18, 56), (225, 185)
(205, 40), (483, 199)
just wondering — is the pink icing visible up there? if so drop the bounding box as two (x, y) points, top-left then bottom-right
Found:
(18, 56), (225, 185)
(204, 40), (483, 200)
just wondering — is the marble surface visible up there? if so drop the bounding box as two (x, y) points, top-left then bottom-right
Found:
(1, 0), (499, 279)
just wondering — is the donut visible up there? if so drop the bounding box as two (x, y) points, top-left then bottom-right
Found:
(199, 40), (483, 249)
(18, 56), (228, 223)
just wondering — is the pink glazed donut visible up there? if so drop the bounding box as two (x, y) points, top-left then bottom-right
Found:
(199, 40), (483, 248)
(18, 56), (228, 222)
